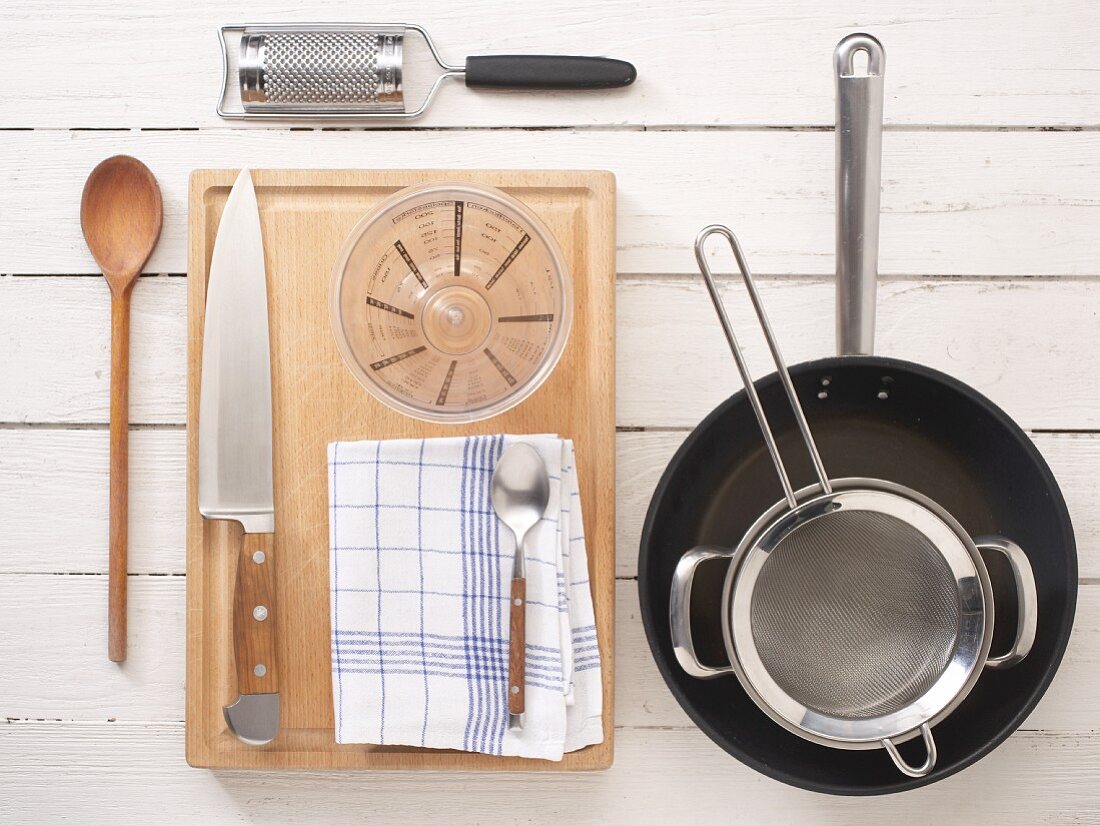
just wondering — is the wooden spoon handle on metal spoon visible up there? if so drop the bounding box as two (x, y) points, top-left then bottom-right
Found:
(508, 574), (526, 717)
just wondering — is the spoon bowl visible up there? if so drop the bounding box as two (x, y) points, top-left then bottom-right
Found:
(491, 443), (551, 548)
(81, 155), (163, 290)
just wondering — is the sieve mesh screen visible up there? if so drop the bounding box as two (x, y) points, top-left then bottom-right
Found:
(749, 509), (961, 719)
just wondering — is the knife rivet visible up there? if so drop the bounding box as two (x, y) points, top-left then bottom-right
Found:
(514, 597), (523, 606)
(252, 551), (266, 564)
(510, 685), (520, 695)
(254, 664), (267, 678)
(253, 605), (269, 621)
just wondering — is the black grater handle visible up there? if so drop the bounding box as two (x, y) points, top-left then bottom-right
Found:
(463, 55), (636, 90)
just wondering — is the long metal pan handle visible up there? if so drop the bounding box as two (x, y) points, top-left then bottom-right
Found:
(694, 225), (831, 508)
(835, 33), (885, 356)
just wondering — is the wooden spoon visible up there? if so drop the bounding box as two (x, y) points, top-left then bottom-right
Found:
(80, 156), (163, 663)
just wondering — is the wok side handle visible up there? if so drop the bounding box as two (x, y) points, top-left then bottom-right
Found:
(669, 546), (735, 679)
(977, 535), (1039, 669)
(835, 33), (885, 356)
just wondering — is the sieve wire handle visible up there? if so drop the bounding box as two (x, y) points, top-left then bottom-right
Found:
(694, 226), (831, 509)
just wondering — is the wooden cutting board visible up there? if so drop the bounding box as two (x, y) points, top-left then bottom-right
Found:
(185, 169), (615, 770)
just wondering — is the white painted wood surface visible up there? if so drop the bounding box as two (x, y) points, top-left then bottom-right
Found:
(2, 1), (1098, 822)
(6, 131), (1100, 276)
(6, 1), (1100, 128)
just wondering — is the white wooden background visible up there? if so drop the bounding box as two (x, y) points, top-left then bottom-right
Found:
(2, 1), (1099, 822)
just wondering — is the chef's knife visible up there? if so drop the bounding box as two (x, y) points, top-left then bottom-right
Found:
(198, 169), (280, 746)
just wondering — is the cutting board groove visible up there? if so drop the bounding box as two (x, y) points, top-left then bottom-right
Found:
(186, 169), (615, 770)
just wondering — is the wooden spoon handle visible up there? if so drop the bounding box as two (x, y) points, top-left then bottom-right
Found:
(508, 577), (526, 715)
(108, 291), (131, 662)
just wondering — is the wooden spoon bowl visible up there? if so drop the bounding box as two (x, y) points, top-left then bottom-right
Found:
(80, 155), (163, 662)
(81, 156), (163, 293)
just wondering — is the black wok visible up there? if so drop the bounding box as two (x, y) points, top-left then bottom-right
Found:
(637, 34), (1077, 795)
(638, 357), (1076, 794)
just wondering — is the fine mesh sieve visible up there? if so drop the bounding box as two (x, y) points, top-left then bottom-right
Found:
(748, 510), (961, 720)
(670, 225), (1000, 779)
(217, 24), (637, 119)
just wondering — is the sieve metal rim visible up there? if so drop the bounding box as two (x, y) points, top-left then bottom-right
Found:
(721, 478), (994, 749)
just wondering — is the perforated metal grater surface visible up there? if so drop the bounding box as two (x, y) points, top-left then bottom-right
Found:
(259, 32), (383, 104)
(239, 27), (404, 112)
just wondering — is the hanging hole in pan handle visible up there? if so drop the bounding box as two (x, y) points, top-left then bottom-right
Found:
(882, 723), (937, 778)
(976, 535), (1039, 669)
(669, 546), (736, 679)
(834, 33), (885, 78)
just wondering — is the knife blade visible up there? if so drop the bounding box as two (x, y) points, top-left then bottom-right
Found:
(198, 169), (280, 746)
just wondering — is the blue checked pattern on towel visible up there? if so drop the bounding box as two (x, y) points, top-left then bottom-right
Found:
(328, 434), (603, 760)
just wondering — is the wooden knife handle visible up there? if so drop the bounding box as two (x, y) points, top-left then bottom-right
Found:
(233, 532), (280, 695)
(508, 577), (526, 714)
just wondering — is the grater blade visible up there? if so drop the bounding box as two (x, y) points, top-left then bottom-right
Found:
(239, 26), (405, 113)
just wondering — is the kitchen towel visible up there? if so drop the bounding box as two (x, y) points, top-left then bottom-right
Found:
(327, 434), (603, 760)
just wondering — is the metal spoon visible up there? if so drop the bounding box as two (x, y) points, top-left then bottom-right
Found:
(80, 155), (163, 663)
(491, 442), (550, 731)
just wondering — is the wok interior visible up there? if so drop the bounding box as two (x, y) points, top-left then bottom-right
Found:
(641, 358), (1076, 792)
